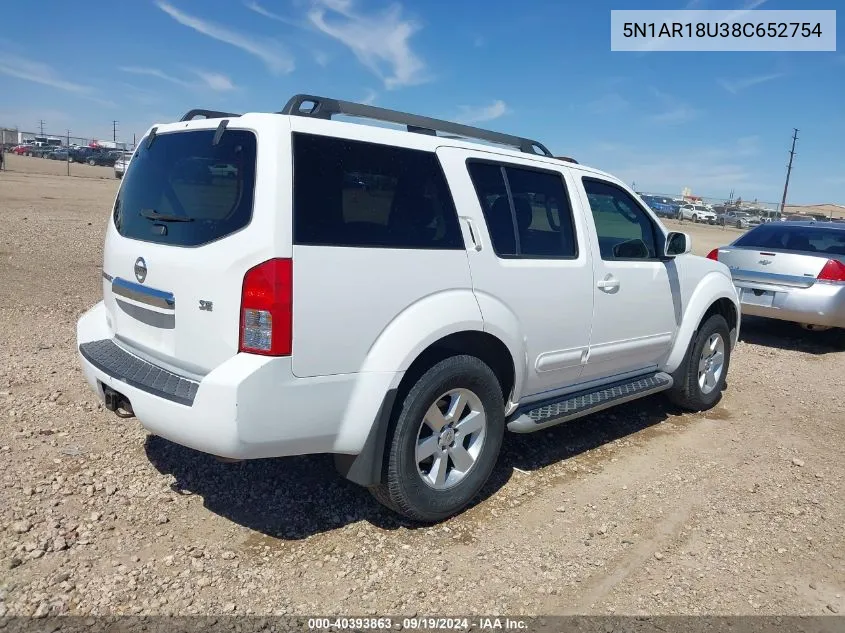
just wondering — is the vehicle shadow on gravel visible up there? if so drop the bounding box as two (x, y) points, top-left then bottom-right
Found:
(144, 395), (674, 539)
(739, 316), (844, 355)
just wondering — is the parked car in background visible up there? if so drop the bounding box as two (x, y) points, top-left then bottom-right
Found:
(640, 194), (678, 218)
(47, 148), (70, 161)
(719, 211), (759, 228)
(708, 221), (845, 333)
(114, 152), (133, 179)
(11, 144), (34, 155)
(679, 204), (717, 224)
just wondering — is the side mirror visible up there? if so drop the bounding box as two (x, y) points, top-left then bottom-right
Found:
(664, 231), (692, 257)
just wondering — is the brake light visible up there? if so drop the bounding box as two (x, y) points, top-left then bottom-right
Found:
(817, 258), (845, 283)
(239, 258), (292, 356)
(706, 248), (719, 261)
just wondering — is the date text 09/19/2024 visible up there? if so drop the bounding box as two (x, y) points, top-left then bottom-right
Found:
(306, 617), (528, 630)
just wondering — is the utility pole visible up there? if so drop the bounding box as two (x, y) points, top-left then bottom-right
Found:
(66, 129), (71, 177)
(112, 120), (119, 143)
(779, 128), (799, 216)
(38, 120), (45, 136)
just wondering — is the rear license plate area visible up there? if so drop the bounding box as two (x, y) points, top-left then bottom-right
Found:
(740, 287), (775, 307)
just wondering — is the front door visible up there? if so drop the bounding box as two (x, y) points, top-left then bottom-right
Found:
(576, 176), (677, 381)
(437, 147), (594, 400)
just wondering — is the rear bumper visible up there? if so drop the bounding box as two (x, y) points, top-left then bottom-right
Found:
(76, 301), (398, 460)
(735, 281), (845, 327)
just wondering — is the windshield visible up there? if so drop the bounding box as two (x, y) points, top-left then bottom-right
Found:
(112, 129), (257, 247)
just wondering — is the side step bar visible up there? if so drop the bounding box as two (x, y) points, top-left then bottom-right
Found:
(507, 372), (673, 433)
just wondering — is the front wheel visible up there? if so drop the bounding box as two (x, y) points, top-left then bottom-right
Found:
(87, 158), (96, 166)
(667, 314), (731, 411)
(369, 355), (504, 522)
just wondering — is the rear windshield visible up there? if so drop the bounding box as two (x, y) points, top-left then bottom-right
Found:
(735, 224), (845, 256)
(113, 129), (256, 247)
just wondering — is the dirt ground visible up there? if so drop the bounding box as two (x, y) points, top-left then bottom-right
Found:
(0, 163), (843, 619)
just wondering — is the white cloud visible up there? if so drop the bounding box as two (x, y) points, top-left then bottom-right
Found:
(156, 1), (294, 74)
(361, 89), (377, 105)
(191, 70), (236, 92)
(314, 50), (330, 67)
(0, 54), (114, 106)
(590, 138), (773, 198)
(719, 72), (784, 94)
(647, 87), (700, 125)
(243, 1), (306, 28)
(586, 93), (629, 115)
(120, 66), (236, 92)
(455, 100), (508, 124)
(307, 0), (427, 89)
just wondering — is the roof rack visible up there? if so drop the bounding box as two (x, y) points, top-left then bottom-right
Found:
(280, 94), (553, 157)
(180, 109), (242, 122)
(554, 155), (579, 164)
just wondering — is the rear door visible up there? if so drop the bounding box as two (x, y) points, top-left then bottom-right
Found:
(103, 123), (275, 377)
(437, 147), (594, 398)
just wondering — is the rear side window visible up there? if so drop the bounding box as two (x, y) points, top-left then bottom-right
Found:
(113, 129), (256, 247)
(735, 224), (845, 255)
(293, 133), (463, 249)
(467, 160), (577, 259)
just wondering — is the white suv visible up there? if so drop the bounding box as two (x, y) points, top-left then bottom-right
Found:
(77, 95), (740, 522)
(678, 204), (717, 224)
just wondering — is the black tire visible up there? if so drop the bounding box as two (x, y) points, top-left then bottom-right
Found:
(667, 313), (731, 411)
(87, 158), (96, 166)
(369, 355), (504, 522)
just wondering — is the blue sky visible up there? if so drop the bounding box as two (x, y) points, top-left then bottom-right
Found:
(0, 0), (842, 204)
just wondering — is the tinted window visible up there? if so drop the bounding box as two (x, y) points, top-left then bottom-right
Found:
(735, 224), (845, 256)
(583, 178), (658, 260)
(467, 161), (577, 258)
(113, 129), (256, 247)
(293, 133), (463, 249)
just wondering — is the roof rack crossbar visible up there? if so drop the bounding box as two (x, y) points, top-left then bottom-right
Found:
(180, 109), (242, 122)
(280, 94), (553, 157)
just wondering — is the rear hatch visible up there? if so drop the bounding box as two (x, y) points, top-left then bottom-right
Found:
(102, 124), (268, 376)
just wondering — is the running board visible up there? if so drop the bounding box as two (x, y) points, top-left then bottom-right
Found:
(507, 372), (673, 433)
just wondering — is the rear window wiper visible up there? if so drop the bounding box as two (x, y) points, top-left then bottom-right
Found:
(139, 208), (194, 222)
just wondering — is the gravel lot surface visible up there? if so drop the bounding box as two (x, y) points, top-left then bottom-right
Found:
(1, 160), (843, 618)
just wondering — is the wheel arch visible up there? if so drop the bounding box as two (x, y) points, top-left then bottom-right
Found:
(335, 329), (517, 488)
(663, 272), (740, 374)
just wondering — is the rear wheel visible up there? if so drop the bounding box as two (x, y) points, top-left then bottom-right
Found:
(667, 314), (731, 411)
(87, 158), (96, 166)
(369, 355), (504, 522)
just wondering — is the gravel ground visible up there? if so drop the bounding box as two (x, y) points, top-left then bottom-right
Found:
(1, 162), (843, 618)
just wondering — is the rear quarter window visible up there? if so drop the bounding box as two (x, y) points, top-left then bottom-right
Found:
(113, 129), (257, 247)
(292, 133), (463, 249)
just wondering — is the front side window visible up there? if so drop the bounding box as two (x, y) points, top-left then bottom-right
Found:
(293, 133), (463, 249)
(583, 178), (658, 260)
(467, 161), (577, 259)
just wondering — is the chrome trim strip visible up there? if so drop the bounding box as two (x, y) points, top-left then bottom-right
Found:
(111, 277), (175, 310)
(115, 299), (176, 329)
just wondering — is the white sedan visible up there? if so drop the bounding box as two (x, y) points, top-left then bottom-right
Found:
(678, 204), (717, 224)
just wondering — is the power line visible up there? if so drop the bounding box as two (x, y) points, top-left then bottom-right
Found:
(779, 128), (799, 215)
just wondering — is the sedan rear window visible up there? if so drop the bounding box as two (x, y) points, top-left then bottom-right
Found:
(113, 129), (256, 247)
(735, 224), (845, 256)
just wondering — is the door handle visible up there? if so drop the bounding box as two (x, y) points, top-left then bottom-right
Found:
(597, 275), (620, 292)
(462, 217), (482, 252)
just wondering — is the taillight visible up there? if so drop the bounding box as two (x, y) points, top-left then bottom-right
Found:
(706, 248), (719, 261)
(817, 258), (845, 283)
(239, 258), (292, 356)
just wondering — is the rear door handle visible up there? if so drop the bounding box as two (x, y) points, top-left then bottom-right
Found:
(463, 217), (482, 252)
(597, 275), (620, 292)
